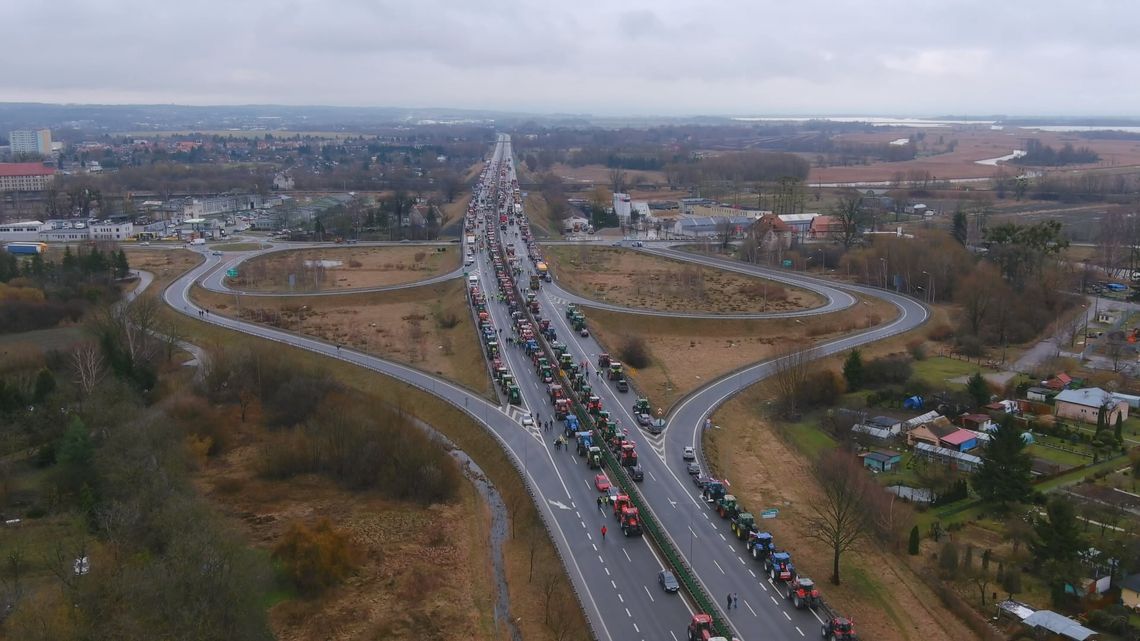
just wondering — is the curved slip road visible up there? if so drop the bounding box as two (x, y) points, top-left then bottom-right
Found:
(157, 135), (929, 641)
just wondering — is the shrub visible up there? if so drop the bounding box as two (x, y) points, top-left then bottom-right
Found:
(908, 340), (927, 361)
(864, 355), (912, 386)
(798, 370), (845, 409)
(939, 541), (960, 578)
(435, 310), (460, 329)
(617, 335), (651, 369)
(272, 518), (358, 596)
(927, 323), (955, 342)
(908, 525), (920, 555)
(957, 334), (985, 357)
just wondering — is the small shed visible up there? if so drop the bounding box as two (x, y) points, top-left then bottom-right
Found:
(1021, 609), (1098, 641)
(1028, 387), (1057, 402)
(940, 429), (979, 452)
(860, 450), (902, 472)
(1120, 573), (1140, 611)
(959, 414), (994, 432)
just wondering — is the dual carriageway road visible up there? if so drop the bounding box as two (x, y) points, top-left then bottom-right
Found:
(161, 135), (927, 641)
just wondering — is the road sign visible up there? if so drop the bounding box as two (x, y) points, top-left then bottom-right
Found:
(226, 268), (238, 278)
(760, 509), (779, 519)
(781, 259), (793, 268)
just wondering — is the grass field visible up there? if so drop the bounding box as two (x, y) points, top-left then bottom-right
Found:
(910, 356), (1000, 389)
(545, 246), (824, 314)
(1027, 444), (1092, 467)
(233, 245), (460, 292)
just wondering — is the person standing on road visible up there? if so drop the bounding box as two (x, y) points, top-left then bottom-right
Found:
(600, 525), (607, 540)
(733, 593), (739, 609)
(727, 593), (732, 610)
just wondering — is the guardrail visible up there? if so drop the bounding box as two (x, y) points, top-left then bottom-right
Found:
(494, 244), (736, 639)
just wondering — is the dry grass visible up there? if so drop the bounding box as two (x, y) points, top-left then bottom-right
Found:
(158, 269), (589, 641)
(704, 389), (981, 641)
(233, 245), (460, 292)
(585, 294), (897, 409)
(190, 280), (493, 397)
(544, 246), (824, 314)
(193, 405), (499, 641)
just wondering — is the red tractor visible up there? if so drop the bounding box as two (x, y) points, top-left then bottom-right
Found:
(620, 443), (638, 468)
(619, 507), (642, 536)
(784, 576), (821, 609)
(612, 494), (633, 517)
(687, 614), (714, 641)
(821, 617), (857, 641)
(586, 395), (603, 414)
(597, 353), (611, 369)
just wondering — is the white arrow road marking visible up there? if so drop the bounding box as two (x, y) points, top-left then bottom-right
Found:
(548, 499), (572, 510)
(668, 499), (677, 508)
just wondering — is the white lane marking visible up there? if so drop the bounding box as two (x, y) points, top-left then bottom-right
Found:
(797, 626), (805, 637)
(598, 555), (604, 564)
(702, 513), (710, 520)
(647, 470), (657, 481)
(719, 533), (726, 541)
(605, 567), (611, 576)
(771, 595), (779, 605)
(643, 585), (655, 602)
(688, 526), (699, 539)
(783, 611), (792, 621)
(623, 549), (632, 563)
(810, 607), (826, 624)
(587, 533), (593, 541)
(738, 556), (746, 565)
(670, 633), (679, 641)
(611, 580), (617, 589)
(633, 623), (640, 633)
(617, 592), (623, 603)
(712, 559), (725, 574)
(625, 608), (632, 618)
(575, 511), (581, 519)
(744, 599), (757, 616)
(760, 581), (767, 591)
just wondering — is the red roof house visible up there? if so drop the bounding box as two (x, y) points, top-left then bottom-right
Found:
(0, 162), (56, 177)
(1043, 373), (1072, 391)
(810, 215), (845, 239)
(940, 429), (980, 452)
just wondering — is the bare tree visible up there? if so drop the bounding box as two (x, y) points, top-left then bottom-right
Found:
(808, 450), (872, 585)
(608, 168), (627, 194)
(833, 193), (865, 249)
(1106, 338), (1127, 372)
(770, 344), (815, 416)
(71, 344), (104, 396)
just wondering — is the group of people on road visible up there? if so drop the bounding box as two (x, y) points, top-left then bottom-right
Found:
(726, 592), (739, 609)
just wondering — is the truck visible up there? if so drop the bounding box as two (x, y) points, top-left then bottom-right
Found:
(530, 274), (540, 290)
(4, 242), (47, 255)
(188, 237), (206, 246)
(536, 262), (549, 280)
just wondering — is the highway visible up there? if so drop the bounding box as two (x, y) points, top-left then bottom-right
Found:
(158, 134), (928, 641)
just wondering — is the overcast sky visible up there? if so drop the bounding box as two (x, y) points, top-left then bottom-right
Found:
(4, 0), (1137, 116)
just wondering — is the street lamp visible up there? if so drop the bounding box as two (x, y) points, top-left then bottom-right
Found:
(921, 270), (930, 304)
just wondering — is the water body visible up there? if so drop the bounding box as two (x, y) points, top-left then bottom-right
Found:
(975, 150), (1027, 166)
(1021, 125), (1140, 133)
(732, 116), (997, 127)
(408, 416), (522, 641)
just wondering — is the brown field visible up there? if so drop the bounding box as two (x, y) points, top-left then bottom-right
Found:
(543, 246), (825, 314)
(194, 404), (501, 641)
(585, 294), (897, 409)
(126, 247), (206, 285)
(232, 245), (460, 292)
(806, 126), (1140, 183)
(191, 280), (494, 397)
(158, 309), (590, 641)
(704, 388), (980, 641)
(548, 163), (668, 187)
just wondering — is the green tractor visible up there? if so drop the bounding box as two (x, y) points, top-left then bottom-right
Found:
(552, 341), (567, 358)
(731, 512), (756, 540)
(587, 446), (602, 469)
(571, 315), (587, 332)
(499, 373), (515, 394)
(607, 362), (624, 380)
(565, 303), (578, 320)
(507, 384), (522, 405)
(702, 480), (727, 503)
(558, 353), (574, 371)
(632, 397), (650, 415)
(716, 495), (740, 519)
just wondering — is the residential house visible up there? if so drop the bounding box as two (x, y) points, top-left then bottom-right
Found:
(776, 213), (818, 241)
(913, 442), (982, 473)
(672, 216), (758, 238)
(906, 419), (958, 448)
(852, 415), (903, 441)
(859, 450), (902, 472)
(1120, 573), (1140, 611)
(939, 429), (979, 452)
(1043, 373), (1073, 391)
(959, 413), (994, 432)
(1020, 610), (1098, 641)
(749, 214), (792, 251)
(809, 215), (845, 240)
(1027, 386), (1057, 402)
(1054, 387), (1128, 425)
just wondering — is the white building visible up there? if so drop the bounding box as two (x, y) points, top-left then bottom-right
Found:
(777, 213), (819, 241)
(9, 129), (52, 156)
(613, 193), (632, 221)
(273, 173), (294, 190)
(89, 221), (134, 241)
(0, 220), (46, 242)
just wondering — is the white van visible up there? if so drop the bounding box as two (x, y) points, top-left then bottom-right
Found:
(468, 274), (479, 285)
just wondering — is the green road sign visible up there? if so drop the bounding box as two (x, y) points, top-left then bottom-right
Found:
(760, 509), (779, 519)
(226, 268), (238, 278)
(781, 259), (793, 268)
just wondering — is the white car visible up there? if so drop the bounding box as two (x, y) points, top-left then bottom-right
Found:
(521, 415), (535, 429)
(682, 446), (695, 461)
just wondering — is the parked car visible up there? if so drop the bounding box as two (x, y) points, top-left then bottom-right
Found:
(693, 474), (715, 489)
(521, 414), (534, 429)
(594, 474), (611, 492)
(629, 464), (644, 482)
(647, 419), (666, 435)
(616, 379), (629, 393)
(658, 570), (680, 593)
(636, 413), (651, 426)
(686, 462), (701, 475)
(682, 446), (695, 461)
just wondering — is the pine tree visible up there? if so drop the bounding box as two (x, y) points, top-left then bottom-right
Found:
(973, 415), (1033, 505)
(33, 368), (56, 402)
(1095, 404), (1106, 439)
(1031, 497), (1085, 567)
(908, 525), (920, 555)
(966, 372), (990, 407)
(114, 249), (130, 278)
(1114, 413), (1123, 443)
(953, 209), (969, 245)
(843, 349), (864, 390)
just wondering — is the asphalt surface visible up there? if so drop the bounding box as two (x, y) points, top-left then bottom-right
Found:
(157, 135), (930, 641)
